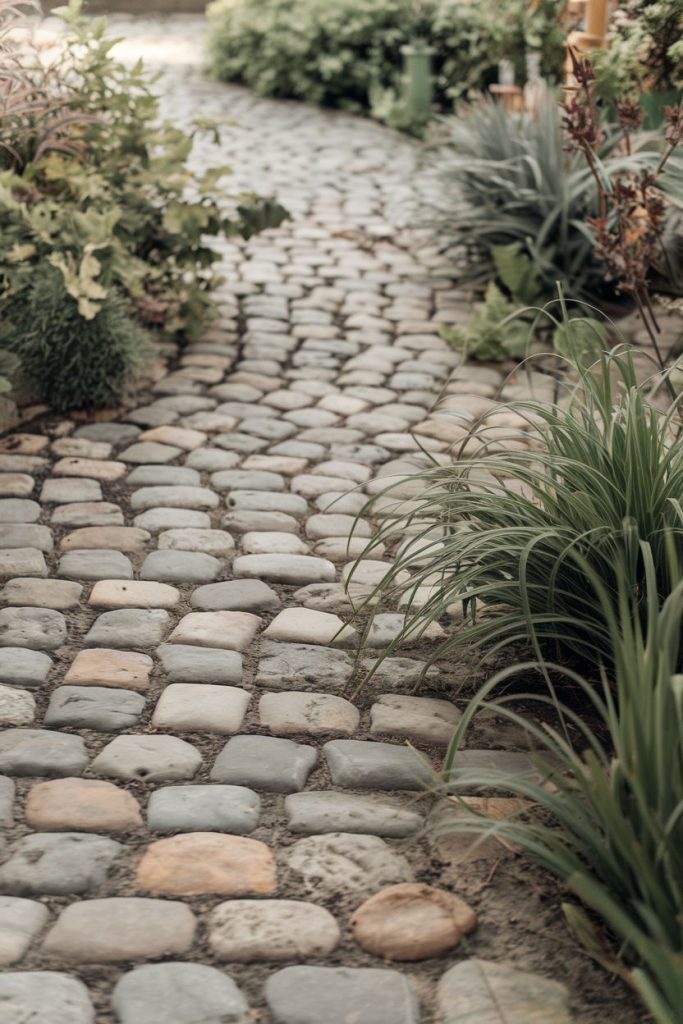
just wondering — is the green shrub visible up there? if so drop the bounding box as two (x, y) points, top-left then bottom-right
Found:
(0, 0), (286, 342)
(207, 0), (412, 111)
(440, 281), (533, 362)
(206, 0), (567, 113)
(355, 347), (683, 675)
(440, 259), (612, 364)
(4, 265), (147, 412)
(0, 347), (20, 431)
(440, 546), (683, 1023)
(437, 93), (604, 301)
(431, 0), (567, 106)
(592, 0), (683, 107)
(0, 348), (20, 399)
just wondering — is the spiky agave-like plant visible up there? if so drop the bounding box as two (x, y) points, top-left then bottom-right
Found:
(436, 87), (683, 305)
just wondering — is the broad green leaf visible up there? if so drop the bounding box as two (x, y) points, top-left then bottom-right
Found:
(492, 241), (543, 305)
(48, 252), (107, 320)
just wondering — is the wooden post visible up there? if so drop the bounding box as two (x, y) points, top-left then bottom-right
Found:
(565, 0), (610, 84)
(490, 85), (525, 113)
(585, 0), (609, 42)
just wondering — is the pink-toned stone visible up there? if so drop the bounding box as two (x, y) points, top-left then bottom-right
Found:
(413, 418), (469, 444)
(349, 883), (477, 961)
(181, 353), (232, 368)
(175, 366), (223, 383)
(52, 437), (112, 459)
(135, 833), (276, 896)
(0, 474), (34, 497)
(259, 691), (359, 737)
(168, 612), (261, 652)
(241, 454), (308, 476)
(152, 684), (250, 734)
(25, 778), (143, 832)
(427, 798), (530, 869)
(0, 434), (48, 455)
(60, 527), (150, 552)
(51, 502), (123, 526)
(53, 457), (127, 480)
(262, 608), (354, 646)
(89, 580), (180, 609)
(64, 649), (153, 691)
(138, 426), (207, 450)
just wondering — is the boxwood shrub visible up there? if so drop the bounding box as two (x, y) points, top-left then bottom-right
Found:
(206, 0), (567, 113)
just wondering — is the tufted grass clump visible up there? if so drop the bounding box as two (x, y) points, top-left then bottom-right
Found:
(356, 348), (683, 677)
(7, 266), (148, 412)
(438, 544), (683, 1023)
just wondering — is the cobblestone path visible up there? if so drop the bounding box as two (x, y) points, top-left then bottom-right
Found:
(0, 17), (625, 1024)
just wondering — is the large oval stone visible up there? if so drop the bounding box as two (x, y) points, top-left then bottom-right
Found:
(350, 883), (476, 960)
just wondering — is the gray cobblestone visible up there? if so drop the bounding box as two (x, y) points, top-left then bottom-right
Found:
(211, 735), (317, 792)
(0, 833), (122, 896)
(111, 963), (248, 1024)
(265, 966), (420, 1024)
(0, 729), (88, 776)
(0, 608), (66, 650)
(0, 648), (52, 688)
(147, 785), (260, 834)
(45, 686), (146, 732)
(0, 972), (95, 1024)
(157, 643), (243, 684)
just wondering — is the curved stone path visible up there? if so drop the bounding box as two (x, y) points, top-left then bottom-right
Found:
(0, 16), (638, 1024)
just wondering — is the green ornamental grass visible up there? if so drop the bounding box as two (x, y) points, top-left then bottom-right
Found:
(356, 347), (683, 676)
(439, 545), (683, 1023)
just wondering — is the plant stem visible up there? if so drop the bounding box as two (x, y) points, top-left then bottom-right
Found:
(638, 287), (677, 407)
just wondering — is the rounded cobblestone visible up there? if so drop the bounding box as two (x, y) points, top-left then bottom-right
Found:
(111, 963), (249, 1024)
(41, 898), (197, 962)
(0, 832), (122, 896)
(147, 784), (259, 834)
(209, 900), (340, 961)
(25, 778), (143, 832)
(350, 883), (477, 961)
(0, 972), (95, 1024)
(265, 966), (420, 1024)
(135, 833), (276, 896)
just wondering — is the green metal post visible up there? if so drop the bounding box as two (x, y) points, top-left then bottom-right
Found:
(400, 42), (434, 122)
